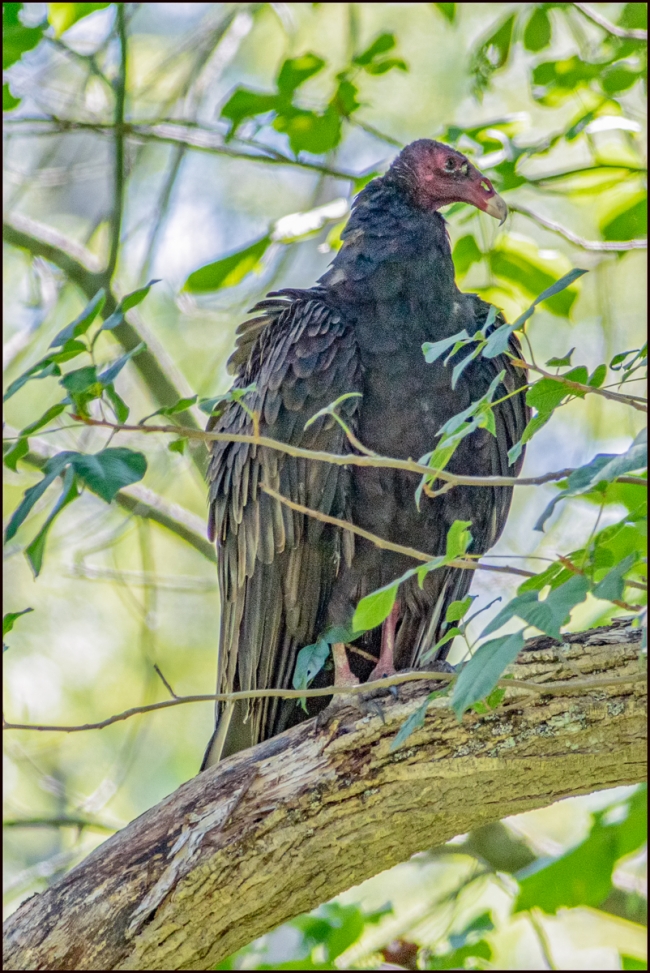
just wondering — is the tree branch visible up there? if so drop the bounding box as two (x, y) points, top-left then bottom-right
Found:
(71, 415), (647, 489)
(106, 3), (127, 281)
(3, 621), (645, 971)
(572, 2), (648, 40)
(3, 664), (645, 735)
(2, 215), (103, 293)
(509, 203), (648, 252)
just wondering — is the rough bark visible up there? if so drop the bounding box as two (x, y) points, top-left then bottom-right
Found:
(3, 620), (646, 971)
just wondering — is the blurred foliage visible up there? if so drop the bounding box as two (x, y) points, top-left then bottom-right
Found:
(2, 1), (647, 968)
(216, 786), (647, 970)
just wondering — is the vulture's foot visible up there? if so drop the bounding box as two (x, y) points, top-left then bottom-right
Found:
(315, 691), (366, 733)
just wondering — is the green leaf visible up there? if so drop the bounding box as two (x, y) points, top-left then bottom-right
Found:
(452, 630), (525, 717)
(293, 638), (330, 710)
(535, 435), (648, 531)
(47, 2), (110, 38)
(481, 322), (516, 359)
(304, 392), (362, 430)
(511, 268), (588, 329)
(21, 403), (68, 437)
(422, 329), (470, 364)
(451, 343), (482, 388)
(277, 53), (325, 95)
(167, 437), (187, 455)
(104, 385), (130, 424)
(274, 105), (341, 156)
(446, 520), (472, 558)
(4, 452), (71, 542)
(508, 412), (552, 465)
(390, 696), (431, 751)
(546, 348), (575, 368)
(123, 279), (161, 313)
(622, 958), (646, 971)
(3, 436), (29, 472)
(332, 79), (360, 117)
(526, 377), (569, 414)
(3, 607), (34, 638)
(434, 4), (456, 24)
(198, 384), (257, 417)
(428, 940), (491, 970)
(472, 13), (516, 92)
(482, 575), (590, 641)
(420, 626), (460, 662)
(98, 341), (146, 386)
(49, 289), (106, 347)
(353, 582), (398, 633)
(587, 364), (607, 388)
(592, 553), (638, 602)
(25, 464), (79, 577)
(620, 2), (647, 28)
(353, 33), (396, 67)
(292, 638), (330, 691)
(363, 58), (407, 75)
(514, 787), (647, 914)
(60, 365), (98, 395)
(451, 235), (482, 276)
(602, 196), (647, 242)
(3, 82), (20, 111)
(601, 64), (643, 95)
(3, 3), (46, 69)
(139, 395), (198, 424)
(184, 237), (270, 292)
(517, 561), (567, 594)
(71, 448), (147, 503)
(3, 403), (67, 471)
(481, 591), (538, 637)
(445, 595), (476, 624)
(523, 7), (551, 52)
(101, 280), (160, 330)
(220, 87), (281, 137)
(4, 359), (61, 401)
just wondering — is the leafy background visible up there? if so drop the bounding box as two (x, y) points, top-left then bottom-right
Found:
(3, 2), (647, 968)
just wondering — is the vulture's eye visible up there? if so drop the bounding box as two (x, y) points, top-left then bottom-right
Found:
(444, 158), (456, 172)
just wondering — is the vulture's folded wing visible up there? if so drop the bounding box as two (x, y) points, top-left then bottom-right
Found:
(203, 292), (362, 765)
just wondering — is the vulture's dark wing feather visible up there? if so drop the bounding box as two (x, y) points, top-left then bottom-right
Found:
(203, 292), (362, 765)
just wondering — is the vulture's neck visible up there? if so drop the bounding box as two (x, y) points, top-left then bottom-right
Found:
(319, 177), (458, 318)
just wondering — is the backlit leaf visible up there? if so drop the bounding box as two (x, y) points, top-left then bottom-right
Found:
(184, 237), (270, 292)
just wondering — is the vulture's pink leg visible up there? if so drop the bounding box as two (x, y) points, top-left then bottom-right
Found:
(332, 642), (359, 687)
(368, 600), (400, 681)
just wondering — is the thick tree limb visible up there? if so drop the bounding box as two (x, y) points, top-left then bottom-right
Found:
(3, 621), (645, 971)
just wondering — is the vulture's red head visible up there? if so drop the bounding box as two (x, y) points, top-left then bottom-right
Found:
(387, 139), (507, 223)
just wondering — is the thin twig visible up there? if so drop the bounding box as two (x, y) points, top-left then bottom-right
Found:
(572, 2), (647, 40)
(2, 817), (118, 834)
(3, 669), (645, 734)
(153, 664), (178, 699)
(260, 483), (534, 578)
(509, 203), (647, 252)
(71, 415), (638, 489)
(511, 359), (647, 412)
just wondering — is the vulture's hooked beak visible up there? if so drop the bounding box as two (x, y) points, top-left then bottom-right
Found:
(483, 192), (508, 225)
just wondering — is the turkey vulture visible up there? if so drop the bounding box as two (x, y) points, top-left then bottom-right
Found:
(202, 139), (529, 768)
